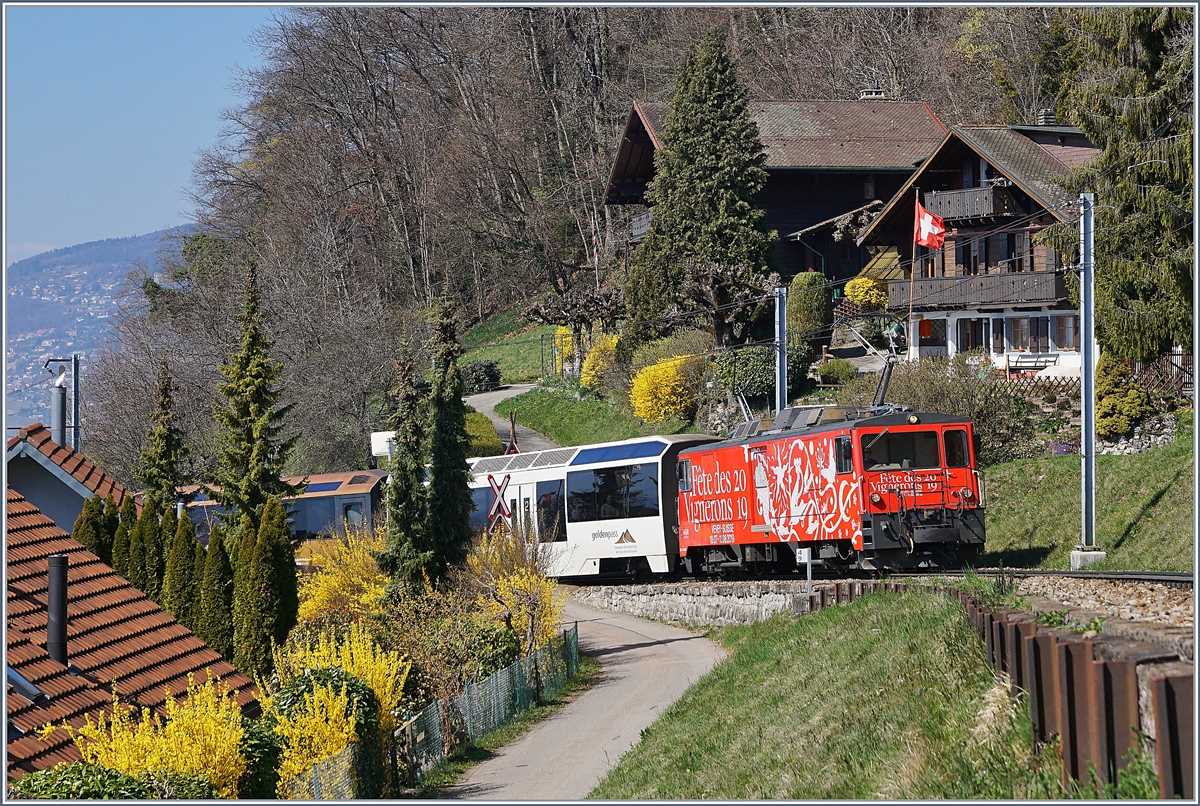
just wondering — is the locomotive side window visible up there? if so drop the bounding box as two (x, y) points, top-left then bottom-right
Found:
(835, 436), (853, 474)
(677, 460), (692, 492)
(944, 430), (970, 468)
(860, 430), (941, 470)
(566, 463), (660, 522)
(536, 480), (567, 542)
(751, 448), (768, 488)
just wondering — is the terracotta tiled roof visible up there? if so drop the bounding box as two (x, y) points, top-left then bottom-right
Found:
(5, 488), (258, 777)
(6, 423), (141, 515)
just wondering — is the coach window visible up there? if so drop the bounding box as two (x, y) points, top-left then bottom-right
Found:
(835, 436), (854, 474)
(536, 480), (567, 542)
(469, 487), (492, 534)
(944, 430), (970, 468)
(567, 464), (660, 522)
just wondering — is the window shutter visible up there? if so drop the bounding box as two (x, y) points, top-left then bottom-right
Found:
(992, 318), (1005, 353)
(1038, 317), (1050, 353)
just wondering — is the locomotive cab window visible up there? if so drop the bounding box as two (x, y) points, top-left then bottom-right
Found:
(860, 430), (941, 470)
(944, 429), (970, 468)
(677, 459), (692, 492)
(835, 436), (853, 474)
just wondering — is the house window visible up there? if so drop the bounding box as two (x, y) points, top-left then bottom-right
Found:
(1030, 316), (1050, 353)
(916, 245), (936, 279)
(919, 318), (947, 347)
(1013, 232), (1031, 272)
(956, 238), (982, 276)
(991, 318), (1006, 353)
(864, 173), (875, 199)
(956, 318), (988, 352)
(1055, 315), (1080, 351)
(1009, 318), (1030, 351)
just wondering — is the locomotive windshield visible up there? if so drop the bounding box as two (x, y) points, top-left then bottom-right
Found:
(860, 430), (941, 470)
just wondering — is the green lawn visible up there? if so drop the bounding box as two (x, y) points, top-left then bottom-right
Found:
(493, 387), (695, 447)
(461, 307), (556, 383)
(979, 423), (1193, 571)
(588, 591), (1073, 799)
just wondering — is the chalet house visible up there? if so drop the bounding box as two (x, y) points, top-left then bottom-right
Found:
(180, 468), (388, 542)
(6, 422), (141, 536)
(856, 120), (1098, 370)
(6, 488), (257, 779)
(606, 95), (947, 281)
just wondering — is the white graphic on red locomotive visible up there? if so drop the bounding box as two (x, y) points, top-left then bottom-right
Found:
(755, 437), (859, 543)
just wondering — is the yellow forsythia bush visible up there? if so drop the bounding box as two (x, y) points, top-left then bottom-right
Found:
(466, 528), (566, 655)
(629, 357), (697, 423)
(844, 277), (889, 310)
(47, 674), (245, 798)
(580, 333), (618, 391)
(273, 621), (410, 736)
(554, 325), (574, 371)
(272, 685), (358, 797)
(296, 524), (389, 624)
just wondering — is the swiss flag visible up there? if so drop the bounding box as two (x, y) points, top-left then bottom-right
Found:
(914, 198), (946, 249)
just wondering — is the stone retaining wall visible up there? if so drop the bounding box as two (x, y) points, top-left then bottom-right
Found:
(571, 580), (833, 626)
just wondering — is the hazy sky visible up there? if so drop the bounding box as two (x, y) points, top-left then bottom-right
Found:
(4, 4), (283, 265)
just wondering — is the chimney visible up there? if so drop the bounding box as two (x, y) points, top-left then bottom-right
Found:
(47, 554), (69, 666)
(1037, 109), (1056, 126)
(51, 368), (68, 447)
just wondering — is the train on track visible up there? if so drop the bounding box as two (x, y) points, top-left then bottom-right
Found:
(467, 403), (986, 578)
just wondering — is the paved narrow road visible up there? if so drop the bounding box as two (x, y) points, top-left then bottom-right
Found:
(465, 384), (559, 453)
(440, 600), (726, 800)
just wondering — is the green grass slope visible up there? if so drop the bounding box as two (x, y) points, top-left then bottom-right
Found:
(979, 424), (1193, 571)
(462, 308), (556, 383)
(493, 387), (694, 447)
(589, 591), (1067, 799)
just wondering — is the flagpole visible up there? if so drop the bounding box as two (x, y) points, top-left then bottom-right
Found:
(909, 186), (918, 360)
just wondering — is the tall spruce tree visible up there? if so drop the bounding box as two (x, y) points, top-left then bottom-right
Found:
(624, 28), (777, 347)
(125, 505), (150, 594)
(1050, 8), (1193, 361)
(208, 262), (300, 532)
(162, 515), (197, 629)
(111, 497), (136, 577)
(134, 361), (191, 506)
(424, 302), (474, 583)
(376, 344), (434, 592)
(258, 496), (298, 646)
(198, 529), (235, 661)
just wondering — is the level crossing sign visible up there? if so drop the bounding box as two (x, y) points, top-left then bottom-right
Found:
(487, 474), (512, 534)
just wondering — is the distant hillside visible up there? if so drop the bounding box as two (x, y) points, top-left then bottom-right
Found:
(6, 225), (195, 423)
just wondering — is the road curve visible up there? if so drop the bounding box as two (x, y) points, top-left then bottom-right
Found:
(465, 384), (559, 453)
(439, 599), (726, 800)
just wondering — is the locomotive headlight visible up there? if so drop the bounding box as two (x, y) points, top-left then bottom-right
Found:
(907, 414), (920, 424)
(869, 492), (882, 504)
(961, 489), (974, 500)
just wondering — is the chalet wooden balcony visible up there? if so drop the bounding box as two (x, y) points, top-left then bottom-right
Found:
(923, 186), (1019, 220)
(889, 271), (1068, 310)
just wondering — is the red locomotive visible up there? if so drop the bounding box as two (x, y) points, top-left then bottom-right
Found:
(676, 405), (985, 573)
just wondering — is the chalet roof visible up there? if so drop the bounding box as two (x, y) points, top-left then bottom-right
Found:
(179, 468), (388, 507)
(6, 423), (141, 516)
(606, 99), (945, 204)
(5, 487), (258, 778)
(856, 124), (1097, 247)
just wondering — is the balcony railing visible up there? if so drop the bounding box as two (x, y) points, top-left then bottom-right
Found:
(924, 186), (1019, 220)
(889, 271), (1067, 310)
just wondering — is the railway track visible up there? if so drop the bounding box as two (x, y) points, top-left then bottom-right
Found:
(892, 568), (1194, 590)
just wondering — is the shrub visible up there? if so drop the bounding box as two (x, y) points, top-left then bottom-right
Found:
(630, 358), (700, 423)
(44, 674), (246, 798)
(553, 325), (575, 371)
(817, 357), (860, 385)
(711, 344), (814, 399)
(630, 328), (716, 371)
(1095, 353), (1156, 438)
(580, 333), (620, 393)
(460, 359), (501, 395)
(134, 770), (219, 799)
(296, 524), (390, 628)
(7, 763), (149, 799)
(238, 717), (283, 799)
(787, 271), (834, 349)
(465, 410), (504, 456)
(270, 677), (365, 798)
(837, 352), (1034, 465)
(844, 277), (888, 310)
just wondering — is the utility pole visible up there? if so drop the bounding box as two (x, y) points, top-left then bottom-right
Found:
(1072, 192), (1105, 569)
(774, 286), (788, 414)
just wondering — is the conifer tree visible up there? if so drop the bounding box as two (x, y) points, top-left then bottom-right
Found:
(424, 301), (474, 583)
(111, 497), (136, 577)
(70, 497), (105, 561)
(258, 496), (298, 646)
(198, 529), (235, 661)
(232, 519), (276, 679)
(102, 495), (120, 560)
(208, 262), (300, 532)
(624, 28), (777, 347)
(125, 506), (149, 594)
(134, 360), (191, 506)
(162, 514), (197, 629)
(376, 344), (433, 592)
(1050, 8), (1193, 361)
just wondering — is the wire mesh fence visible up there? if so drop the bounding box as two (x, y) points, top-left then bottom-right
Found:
(282, 622), (579, 798)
